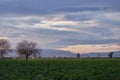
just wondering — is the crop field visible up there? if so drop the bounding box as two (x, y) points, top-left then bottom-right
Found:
(0, 59), (120, 80)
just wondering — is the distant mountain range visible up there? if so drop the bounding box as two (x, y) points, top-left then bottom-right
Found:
(41, 49), (76, 58)
(7, 49), (120, 58)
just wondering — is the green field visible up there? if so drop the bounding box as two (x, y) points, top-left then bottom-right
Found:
(0, 59), (120, 80)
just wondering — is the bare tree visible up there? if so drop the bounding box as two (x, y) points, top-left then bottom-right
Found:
(33, 49), (42, 58)
(17, 40), (40, 61)
(108, 52), (114, 58)
(0, 38), (11, 59)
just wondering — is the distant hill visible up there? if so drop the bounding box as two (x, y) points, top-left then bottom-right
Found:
(41, 49), (76, 58)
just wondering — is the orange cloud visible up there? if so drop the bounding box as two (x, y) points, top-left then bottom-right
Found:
(57, 44), (120, 53)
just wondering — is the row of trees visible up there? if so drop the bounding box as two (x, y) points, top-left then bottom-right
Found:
(0, 38), (40, 61)
(76, 52), (114, 59)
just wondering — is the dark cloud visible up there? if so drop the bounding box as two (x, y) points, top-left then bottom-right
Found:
(59, 38), (120, 46)
(81, 27), (115, 37)
(55, 7), (110, 13)
(64, 13), (94, 21)
(0, 0), (119, 16)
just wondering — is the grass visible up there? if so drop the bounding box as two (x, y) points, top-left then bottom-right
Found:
(0, 58), (120, 80)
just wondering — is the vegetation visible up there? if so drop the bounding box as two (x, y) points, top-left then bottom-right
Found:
(77, 53), (80, 58)
(0, 38), (119, 79)
(0, 38), (11, 59)
(17, 40), (40, 61)
(0, 59), (120, 80)
(108, 52), (114, 58)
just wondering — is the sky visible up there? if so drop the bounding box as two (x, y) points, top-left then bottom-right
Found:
(0, 0), (120, 53)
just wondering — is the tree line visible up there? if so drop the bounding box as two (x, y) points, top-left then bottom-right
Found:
(76, 52), (114, 59)
(0, 38), (40, 61)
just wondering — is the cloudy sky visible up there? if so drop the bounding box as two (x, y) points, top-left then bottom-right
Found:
(0, 0), (120, 53)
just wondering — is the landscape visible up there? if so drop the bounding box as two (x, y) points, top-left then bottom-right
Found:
(0, 0), (120, 80)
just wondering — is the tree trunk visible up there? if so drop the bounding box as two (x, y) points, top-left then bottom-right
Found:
(25, 56), (29, 61)
(0, 54), (4, 59)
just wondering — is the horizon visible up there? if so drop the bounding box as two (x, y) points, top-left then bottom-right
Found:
(0, 0), (120, 53)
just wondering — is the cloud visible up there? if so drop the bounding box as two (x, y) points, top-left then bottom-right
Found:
(0, 0), (120, 53)
(0, 0), (119, 16)
(58, 44), (120, 53)
(0, 11), (120, 49)
(55, 7), (110, 13)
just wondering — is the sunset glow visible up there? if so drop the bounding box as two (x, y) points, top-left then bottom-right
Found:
(58, 44), (120, 53)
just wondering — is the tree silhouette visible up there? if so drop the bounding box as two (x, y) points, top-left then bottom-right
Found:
(108, 52), (114, 58)
(0, 38), (10, 59)
(17, 40), (40, 61)
(77, 53), (80, 58)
